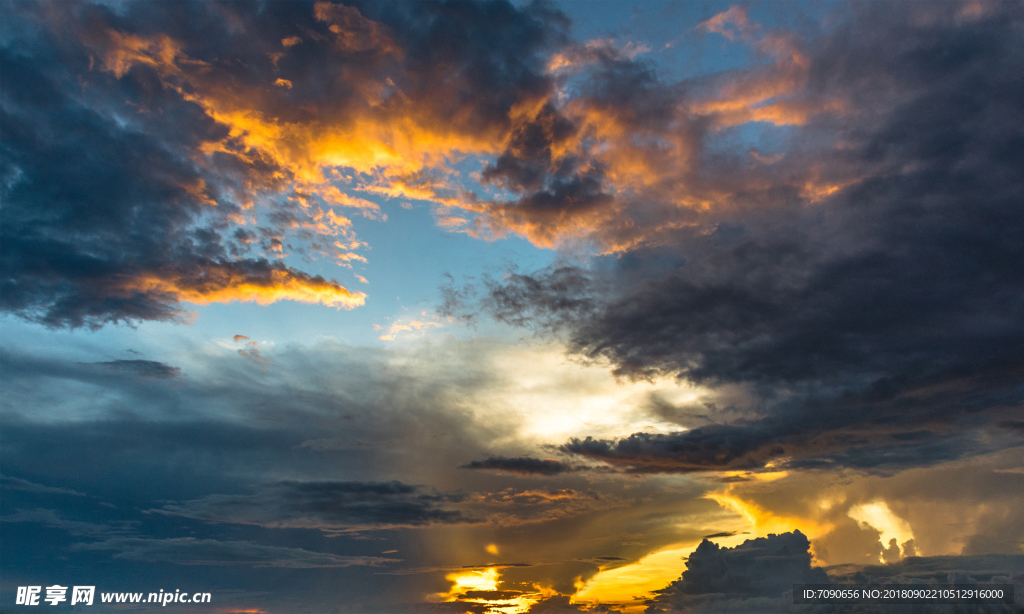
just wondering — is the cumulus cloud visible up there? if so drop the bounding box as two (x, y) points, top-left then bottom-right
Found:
(647, 531), (827, 611)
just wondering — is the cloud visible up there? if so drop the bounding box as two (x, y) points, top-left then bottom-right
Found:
(1, 508), (133, 537)
(76, 537), (393, 568)
(1, 475), (86, 497)
(86, 360), (182, 379)
(467, 487), (624, 527)
(452, 0), (855, 253)
(559, 381), (1024, 473)
(1, 6), (368, 328)
(8, 0), (1021, 340)
(233, 337), (272, 369)
(828, 553), (1024, 585)
(1, 0), (571, 328)
(702, 532), (741, 540)
(454, 0), (1024, 476)
(648, 531), (827, 610)
(377, 315), (443, 341)
(460, 456), (578, 476)
(155, 480), (473, 533)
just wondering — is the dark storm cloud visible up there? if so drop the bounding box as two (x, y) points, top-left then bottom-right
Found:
(648, 531), (827, 609)
(0, 3), (365, 327)
(559, 366), (1024, 472)
(0, 339), (518, 525)
(76, 537), (393, 568)
(0, 0), (570, 328)
(157, 480), (472, 533)
(460, 456), (577, 476)
(455, 1), (1024, 474)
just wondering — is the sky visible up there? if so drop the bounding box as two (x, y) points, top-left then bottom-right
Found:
(1, 1), (1023, 613)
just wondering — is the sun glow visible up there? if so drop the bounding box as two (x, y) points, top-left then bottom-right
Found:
(474, 345), (705, 446)
(434, 568), (543, 614)
(571, 544), (698, 612)
(704, 492), (830, 539)
(848, 501), (915, 560)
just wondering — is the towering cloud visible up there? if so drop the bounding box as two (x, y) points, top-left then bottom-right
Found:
(656, 531), (827, 599)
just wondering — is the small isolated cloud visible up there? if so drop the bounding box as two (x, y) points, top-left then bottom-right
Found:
(469, 487), (624, 527)
(378, 314), (443, 341)
(76, 537), (394, 568)
(233, 336), (271, 370)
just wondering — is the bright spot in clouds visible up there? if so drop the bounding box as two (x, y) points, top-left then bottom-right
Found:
(474, 344), (703, 445)
(848, 501), (915, 556)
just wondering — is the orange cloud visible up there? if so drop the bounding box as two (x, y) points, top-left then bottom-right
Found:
(378, 315), (442, 341)
(314, 2), (401, 56)
(118, 263), (365, 310)
(93, 3), (858, 263)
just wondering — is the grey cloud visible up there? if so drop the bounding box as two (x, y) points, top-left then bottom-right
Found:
(0, 475), (86, 496)
(828, 553), (1024, 585)
(460, 456), (578, 476)
(1, 508), (134, 537)
(702, 532), (742, 540)
(560, 377), (1024, 473)
(0, 338), (509, 494)
(458, 1), (1024, 475)
(86, 360), (182, 379)
(648, 531), (828, 611)
(76, 537), (394, 568)
(0, 4), (333, 328)
(523, 595), (591, 613)
(1, 0), (570, 328)
(156, 480), (473, 533)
